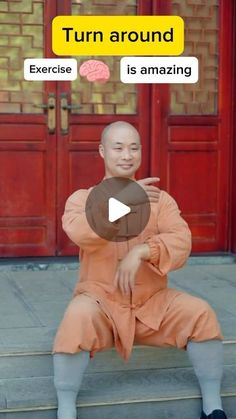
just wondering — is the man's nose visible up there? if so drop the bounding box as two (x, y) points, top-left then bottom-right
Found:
(121, 148), (132, 159)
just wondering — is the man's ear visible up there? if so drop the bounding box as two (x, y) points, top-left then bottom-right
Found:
(99, 143), (104, 159)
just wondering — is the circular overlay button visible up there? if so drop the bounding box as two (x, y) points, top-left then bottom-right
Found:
(85, 177), (151, 242)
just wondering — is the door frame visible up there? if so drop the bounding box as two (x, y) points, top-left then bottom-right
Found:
(231, 0), (236, 253)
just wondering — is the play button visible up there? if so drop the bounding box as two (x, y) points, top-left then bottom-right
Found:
(85, 177), (151, 242)
(108, 198), (131, 222)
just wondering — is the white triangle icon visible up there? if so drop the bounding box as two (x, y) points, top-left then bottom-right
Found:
(108, 197), (131, 222)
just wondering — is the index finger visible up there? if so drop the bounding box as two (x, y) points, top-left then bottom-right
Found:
(113, 270), (119, 289)
(141, 177), (160, 185)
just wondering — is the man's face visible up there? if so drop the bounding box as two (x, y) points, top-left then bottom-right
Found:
(99, 125), (141, 179)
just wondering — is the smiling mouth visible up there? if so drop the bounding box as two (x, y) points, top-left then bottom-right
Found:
(119, 164), (133, 168)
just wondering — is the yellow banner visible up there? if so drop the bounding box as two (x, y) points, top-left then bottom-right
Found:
(52, 16), (184, 56)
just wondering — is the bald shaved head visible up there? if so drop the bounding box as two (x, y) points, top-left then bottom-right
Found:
(101, 121), (140, 146)
(99, 120), (141, 179)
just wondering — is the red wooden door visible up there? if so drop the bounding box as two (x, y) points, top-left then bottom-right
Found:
(151, 0), (234, 252)
(0, 0), (151, 257)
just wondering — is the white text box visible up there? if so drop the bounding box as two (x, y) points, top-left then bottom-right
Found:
(120, 57), (198, 83)
(24, 58), (77, 81)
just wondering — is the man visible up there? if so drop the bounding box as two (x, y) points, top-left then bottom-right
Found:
(53, 121), (227, 419)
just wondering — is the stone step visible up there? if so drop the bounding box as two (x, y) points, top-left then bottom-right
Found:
(0, 341), (235, 379)
(0, 365), (235, 419)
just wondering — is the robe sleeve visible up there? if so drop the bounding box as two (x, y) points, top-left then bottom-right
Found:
(144, 191), (192, 275)
(62, 189), (120, 252)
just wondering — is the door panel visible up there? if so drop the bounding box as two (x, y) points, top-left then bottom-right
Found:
(0, 0), (57, 256)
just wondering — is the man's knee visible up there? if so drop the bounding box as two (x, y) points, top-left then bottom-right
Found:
(53, 294), (114, 354)
(185, 296), (222, 342)
(188, 297), (218, 323)
(175, 293), (216, 321)
(65, 294), (101, 322)
(170, 293), (222, 347)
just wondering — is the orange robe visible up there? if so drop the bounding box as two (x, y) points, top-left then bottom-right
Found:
(53, 188), (222, 360)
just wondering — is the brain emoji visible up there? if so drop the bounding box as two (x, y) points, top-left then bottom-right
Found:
(79, 60), (110, 82)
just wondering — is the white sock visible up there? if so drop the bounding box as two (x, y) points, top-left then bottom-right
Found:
(187, 340), (223, 415)
(53, 351), (90, 419)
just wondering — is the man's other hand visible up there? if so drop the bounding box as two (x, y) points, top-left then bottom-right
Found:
(137, 177), (161, 203)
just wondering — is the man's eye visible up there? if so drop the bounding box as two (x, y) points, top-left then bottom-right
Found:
(131, 148), (138, 151)
(114, 147), (122, 150)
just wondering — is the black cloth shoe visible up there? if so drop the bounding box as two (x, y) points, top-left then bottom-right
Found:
(200, 410), (227, 419)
